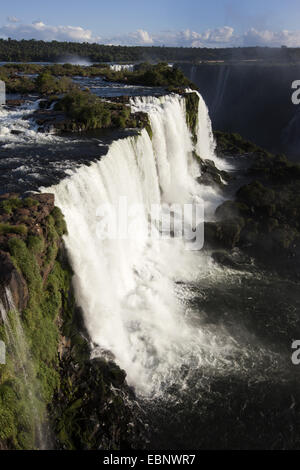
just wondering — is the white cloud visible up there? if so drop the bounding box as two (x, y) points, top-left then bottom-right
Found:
(104, 27), (235, 47)
(105, 26), (300, 48)
(7, 16), (20, 23)
(102, 29), (153, 46)
(243, 28), (300, 47)
(1, 20), (300, 48)
(0, 21), (100, 42)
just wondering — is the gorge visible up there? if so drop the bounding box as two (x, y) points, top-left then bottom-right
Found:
(0, 70), (300, 450)
(178, 63), (300, 161)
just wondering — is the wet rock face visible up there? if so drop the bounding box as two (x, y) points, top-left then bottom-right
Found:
(31, 109), (70, 133)
(52, 351), (147, 450)
(0, 193), (55, 240)
(0, 192), (62, 310)
(197, 158), (230, 187)
(0, 193), (56, 310)
(207, 131), (300, 278)
(0, 251), (29, 312)
(0, 192), (146, 450)
(6, 99), (26, 108)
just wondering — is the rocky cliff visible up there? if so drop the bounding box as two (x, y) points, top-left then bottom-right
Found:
(0, 193), (145, 450)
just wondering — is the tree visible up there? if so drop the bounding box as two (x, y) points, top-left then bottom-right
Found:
(35, 72), (57, 95)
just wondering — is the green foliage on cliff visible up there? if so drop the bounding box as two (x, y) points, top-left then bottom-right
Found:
(214, 131), (273, 157)
(209, 131), (300, 266)
(27, 235), (45, 255)
(185, 92), (199, 142)
(0, 223), (27, 236)
(0, 201), (74, 449)
(54, 90), (134, 131)
(105, 62), (197, 89)
(0, 198), (22, 215)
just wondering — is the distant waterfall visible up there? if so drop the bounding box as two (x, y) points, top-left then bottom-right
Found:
(0, 287), (45, 448)
(47, 92), (235, 397)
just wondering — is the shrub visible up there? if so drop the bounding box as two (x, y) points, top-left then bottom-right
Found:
(27, 236), (45, 255)
(55, 90), (133, 131)
(0, 223), (27, 236)
(23, 197), (39, 208)
(0, 198), (22, 214)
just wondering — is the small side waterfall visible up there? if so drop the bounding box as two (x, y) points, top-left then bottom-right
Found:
(0, 287), (46, 449)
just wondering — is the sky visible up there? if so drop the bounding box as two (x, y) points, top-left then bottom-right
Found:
(1, 0), (300, 47)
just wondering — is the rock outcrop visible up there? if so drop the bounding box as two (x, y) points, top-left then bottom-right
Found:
(0, 192), (145, 450)
(0, 251), (28, 312)
(206, 131), (300, 278)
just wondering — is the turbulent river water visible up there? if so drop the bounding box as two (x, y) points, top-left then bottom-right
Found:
(1, 81), (300, 449)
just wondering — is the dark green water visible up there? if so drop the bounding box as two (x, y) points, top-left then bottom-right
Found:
(143, 262), (300, 449)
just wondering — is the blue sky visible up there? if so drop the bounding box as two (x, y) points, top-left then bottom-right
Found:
(1, 0), (300, 47)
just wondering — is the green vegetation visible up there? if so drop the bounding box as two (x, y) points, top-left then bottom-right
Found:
(1, 38), (300, 63)
(0, 197), (74, 449)
(23, 197), (39, 208)
(54, 90), (137, 131)
(214, 131), (273, 157)
(185, 92), (199, 142)
(0, 198), (23, 214)
(0, 194), (141, 450)
(104, 62), (196, 89)
(0, 223), (27, 236)
(35, 72), (76, 95)
(0, 65), (78, 95)
(27, 235), (45, 255)
(0, 62), (196, 96)
(208, 131), (300, 267)
(5, 76), (36, 95)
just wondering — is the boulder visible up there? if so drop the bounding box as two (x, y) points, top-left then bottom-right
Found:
(205, 218), (245, 249)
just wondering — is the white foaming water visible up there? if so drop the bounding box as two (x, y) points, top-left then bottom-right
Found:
(0, 101), (66, 147)
(193, 90), (232, 171)
(47, 92), (235, 397)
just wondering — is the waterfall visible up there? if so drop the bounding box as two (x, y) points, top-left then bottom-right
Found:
(193, 90), (231, 171)
(0, 100), (64, 147)
(46, 92), (236, 397)
(0, 287), (45, 449)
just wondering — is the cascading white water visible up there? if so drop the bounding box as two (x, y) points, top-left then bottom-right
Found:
(192, 90), (231, 171)
(0, 101), (65, 147)
(46, 92), (236, 397)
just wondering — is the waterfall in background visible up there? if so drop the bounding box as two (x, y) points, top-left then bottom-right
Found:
(0, 287), (45, 449)
(47, 92), (239, 398)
